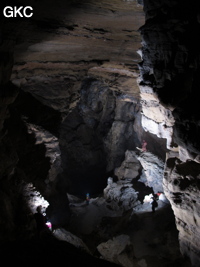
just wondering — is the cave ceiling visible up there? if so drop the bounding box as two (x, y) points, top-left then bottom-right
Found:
(0, 0), (146, 195)
(8, 0), (144, 113)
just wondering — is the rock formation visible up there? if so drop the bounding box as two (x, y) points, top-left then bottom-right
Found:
(1, 0), (200, 266)
(97, 235), (135, 267)
(137, 151), (164, 193)
(138, 0), (200, 265)
(0, 0), (147, 263)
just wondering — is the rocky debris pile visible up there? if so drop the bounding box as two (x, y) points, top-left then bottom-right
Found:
(104, 149), (167, 212)
(104, 179), (139, 211)
(97, 235), (134, 267)
(66, 189), (186, 267)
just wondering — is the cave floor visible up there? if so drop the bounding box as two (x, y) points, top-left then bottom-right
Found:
(64, 194), (191, 267)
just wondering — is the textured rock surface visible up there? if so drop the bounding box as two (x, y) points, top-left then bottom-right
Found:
(138, 0), (200, 265)
(163, 156), (200, 266)
(139, 80), (175, 149)
(53, 227), (91, 254)
(67, 190), (187, 267)
(1, 0), (200, 266)
(97, 235), (134, 267)
(8, 0), (146, 197)
(0, 0), (145, 236)
(137, 151), (164, 193)
(104, 179), (139, 211)
(114, 150), (141, 180)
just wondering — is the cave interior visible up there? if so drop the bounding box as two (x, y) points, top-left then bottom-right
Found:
(0, 0), (200, 266)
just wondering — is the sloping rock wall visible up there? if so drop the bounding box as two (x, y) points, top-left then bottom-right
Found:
(97, 235), (134, 267)
(139, 0), (200, 265)
(0, 0), (146, 237)
(137, 151), (164, 193)
(164, 155), (200, 266)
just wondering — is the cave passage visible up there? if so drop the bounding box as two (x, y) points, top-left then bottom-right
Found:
(0, 0), (194, 266)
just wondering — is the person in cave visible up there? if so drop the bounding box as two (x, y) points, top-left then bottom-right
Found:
(150, 195), (158, 213)
(136, 140), (147, 153)
(141, 140), (147, 152)
(86, 193), (90, 205)
(34, 205), (48, 237)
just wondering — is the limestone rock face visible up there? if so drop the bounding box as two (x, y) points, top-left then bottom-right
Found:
(137, 151), (164, 193)
(97, 235), (135, 267)
(53, 228), (91, 254)
(139, 80), (175, 149)
(7, 0), (145, 197)
(59, 76), (141, 195)
(163, 157), (200, 267)
(1, 1), (199, 266)
(114, 150), (141, 180)
(104, 179), (139, 211)
(139, 0), (200, 265)
(0, 0), (145, 238)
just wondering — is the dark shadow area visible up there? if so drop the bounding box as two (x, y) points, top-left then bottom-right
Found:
(0, 237), (120, 266)
(4, 95), (51, 193)
(124, 204), (192, 267)
(11, 89), (62, 137)
(141, 131), (168, 162)
(65, 170), (110, 197)
(132, 179), (154, 203)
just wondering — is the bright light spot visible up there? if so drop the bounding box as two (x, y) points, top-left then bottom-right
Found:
(23, 182), (49, 213)
(143, 193), (154, 203)
(46, 221), (52, 231)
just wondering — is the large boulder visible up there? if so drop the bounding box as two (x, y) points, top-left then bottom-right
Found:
(97, 235), (135, 267)
(104, 179), (139, 211)
(115, 150), (141, 180)
(137, 151), (164, 193)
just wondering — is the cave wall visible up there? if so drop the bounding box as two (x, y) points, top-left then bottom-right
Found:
(0, 0), (80, 235)
(0, 22), (31, 239)
(0, 0), (147, 237)
(2, 4), (200, 266)
(139, 0), (200, 265)
(7, 0), (148, 199)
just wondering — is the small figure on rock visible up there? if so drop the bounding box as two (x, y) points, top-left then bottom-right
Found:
(46, 221), (52, 231)
(141, 140), (147, 152)
(34, 205), (48, 237)
(136, 140), (147, 153)
(107, 177), (113, 185)
(86, 193), (90, 205)
(150, 195), (158, 213)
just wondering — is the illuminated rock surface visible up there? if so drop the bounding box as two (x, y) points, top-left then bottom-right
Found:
(138, 0), (200, 265)
(0, 0), (200, 266)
